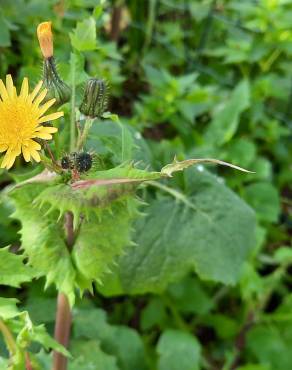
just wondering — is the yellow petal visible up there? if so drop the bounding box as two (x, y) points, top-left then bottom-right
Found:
(0, 79), (9, 101)
(33, 88), (47, 107)
(20, 78), (29, 98)
(1, 150), (17, 170)
(30, 81), (43, 101)
(38, 111), (63, 123)
(37, 98), (56, 116)
(28, 140), (41, 151)
(0, 144), (8, 153)
(22, 145), (31, 162)
(0, 151), (10, 169)
(35, 125), (58, 133)
(36, 132), (52, 140)
(30, 149), (41, 162)
(6, 75), (14, 98)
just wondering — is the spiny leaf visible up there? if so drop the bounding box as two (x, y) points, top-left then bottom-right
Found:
(0, 297), (19, 319)
(9, 184), (76, 303)
(0, 247), (35, 287)
(73, 198), (140, 292)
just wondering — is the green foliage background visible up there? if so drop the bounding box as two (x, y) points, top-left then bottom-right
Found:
(0, 0), (292, 369)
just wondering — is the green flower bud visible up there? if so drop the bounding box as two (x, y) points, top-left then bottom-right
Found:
(79, 78), (108, 118)
(43, 57), (71, 106)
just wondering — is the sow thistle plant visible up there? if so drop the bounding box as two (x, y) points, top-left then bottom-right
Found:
(0, 21), (254, 370)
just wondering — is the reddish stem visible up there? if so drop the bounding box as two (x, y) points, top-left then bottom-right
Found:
(52, 212), (74, 370)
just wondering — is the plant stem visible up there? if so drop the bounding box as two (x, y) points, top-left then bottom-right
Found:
(77, 118), (93, 151)
(143, 0), (157, 52)
(52, 212), (74, 370)
(0, 318), (17, 357)
(25, 352), (33, 370)
(52, 294), (72, 370)
(110, 0), (123, 41)
(70, 56), (76, 152)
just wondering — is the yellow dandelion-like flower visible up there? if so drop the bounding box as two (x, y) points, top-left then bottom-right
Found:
(0, 74), (63, 169)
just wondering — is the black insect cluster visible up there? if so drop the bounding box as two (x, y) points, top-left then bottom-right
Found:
(61, 152), (92, 173)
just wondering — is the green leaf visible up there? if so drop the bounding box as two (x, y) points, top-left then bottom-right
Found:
(167, 276), (213, 315)
(0, 298), (19, 320)
(74, 308), (148, 370)
(70, 340), (119, 370)
(9, 185), (76, 302)
(0, 247), (34, 287)
(72, 198), (139, 291)
(247, 325), (292, 370)
(70, 17), (96, 51)
(205, 80), (250, 145)
(99, 169), (255, 295)
(157, 330), (201, 370)
(243, 182), (280, 223)
(32, 324), (71, 358)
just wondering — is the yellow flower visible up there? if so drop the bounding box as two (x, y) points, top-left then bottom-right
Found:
(37, 21), (53, 59)
(0, 74), (63, 169)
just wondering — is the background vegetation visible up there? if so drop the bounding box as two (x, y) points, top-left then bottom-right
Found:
(0, 0), (292, 369)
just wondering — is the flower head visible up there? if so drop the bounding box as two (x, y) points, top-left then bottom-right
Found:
(37, 21), (53, 59)
(79, 78), (108, 118)
(0, 74), (63, 169)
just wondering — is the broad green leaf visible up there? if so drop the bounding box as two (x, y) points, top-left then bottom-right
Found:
(0, 247), (34, 287)
(70, 17), (96, 51)
(99, 169), (255, 295)
(247, 325), (292, 370)
(167, 276), (213, 315)
(141, 298), (168, 331)
(70, 340), (119, 370)
(205, 80), (250, 145)
(157, 330), (201, 370)
(74, 308), (147, 370)
(0, 298), (19, 319)
(243, 182), (280, 223)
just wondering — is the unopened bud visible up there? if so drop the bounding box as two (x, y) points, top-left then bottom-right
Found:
(43, 57), (71, 106)
(79, 78), (108, 118)
(37, 22), (53, 59)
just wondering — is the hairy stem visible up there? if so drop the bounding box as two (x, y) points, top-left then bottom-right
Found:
(52, 212), (74, 370)
(77, 118), (93, 151)
(70, 56), (76, 152)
